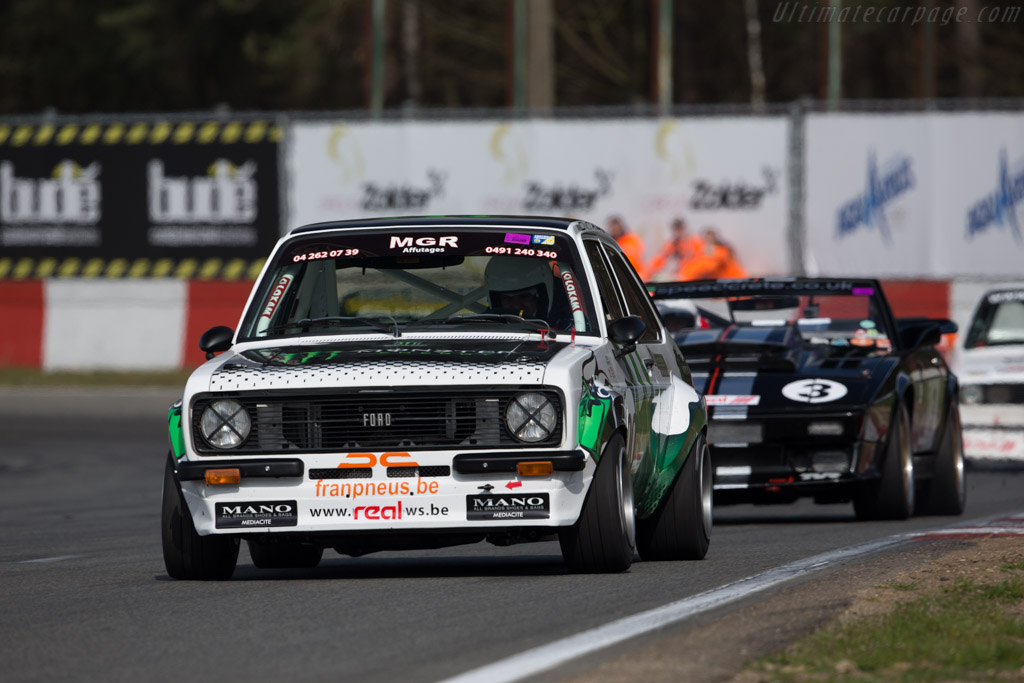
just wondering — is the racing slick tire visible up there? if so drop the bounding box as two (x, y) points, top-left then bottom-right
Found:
(636, 432), (712, 561)
(559, 432), (636, 573)
(918, 399), (967, 516)
(162, 454), (239, 580)
(854, 403), (915, 521)
(248, 541), (324, 569)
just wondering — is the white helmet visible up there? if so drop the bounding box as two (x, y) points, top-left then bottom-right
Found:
(484, 256), (554, 315)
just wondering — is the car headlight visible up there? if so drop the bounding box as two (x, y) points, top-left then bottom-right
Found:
(200, 399), (251, 449)
(506, 392), (557, 443)
(960, 385), (983, 405)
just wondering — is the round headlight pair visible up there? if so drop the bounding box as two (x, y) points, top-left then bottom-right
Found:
(505, 392), (558, 443)
(200, 399), (251, 449)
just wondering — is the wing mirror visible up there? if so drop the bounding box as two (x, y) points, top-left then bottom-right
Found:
(199, 326), (234, 360)
(609, 315), (646, 358)
(897, 318), (957, 349)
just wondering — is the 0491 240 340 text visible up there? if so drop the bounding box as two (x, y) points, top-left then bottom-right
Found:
(308, 500), (450, 520)
(314, 477), (440, 498)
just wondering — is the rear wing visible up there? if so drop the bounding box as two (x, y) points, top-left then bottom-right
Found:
(648, 278), (883, 300)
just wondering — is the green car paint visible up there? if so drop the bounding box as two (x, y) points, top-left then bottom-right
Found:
(168, 401), (185, 459)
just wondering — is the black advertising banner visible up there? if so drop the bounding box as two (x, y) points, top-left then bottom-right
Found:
(0, 120), (281, 279)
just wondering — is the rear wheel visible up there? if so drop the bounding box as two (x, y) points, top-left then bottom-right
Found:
(919, 399), (966, 516)
(854, 403), (914, 521)
(637, 432), (712, 561)
(162, 455), (239, 580)
(559, 433), (635, 573)
(248, 541), (323, 569)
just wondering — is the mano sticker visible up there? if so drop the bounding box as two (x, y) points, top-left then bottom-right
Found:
(781, 378), (848, 403)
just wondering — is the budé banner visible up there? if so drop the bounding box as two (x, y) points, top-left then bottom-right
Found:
(0, 120), (282, 279)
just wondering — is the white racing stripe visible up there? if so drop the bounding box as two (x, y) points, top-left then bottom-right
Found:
(438, 536), (905, 683)
(438, 515), (1024, 683)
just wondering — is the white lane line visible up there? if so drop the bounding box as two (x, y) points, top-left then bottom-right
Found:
(17, 554), (83, 564)
(438, 535), (906, 683)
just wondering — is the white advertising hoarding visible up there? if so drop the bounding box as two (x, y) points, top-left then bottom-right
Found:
(930, 114), (1024, 277)
(806, 112), (1024, 278)
(288, 118), (791, 276)
(805, 114), (931, 277)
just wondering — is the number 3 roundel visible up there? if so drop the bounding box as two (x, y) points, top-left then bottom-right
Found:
(781, 378), (848, 403)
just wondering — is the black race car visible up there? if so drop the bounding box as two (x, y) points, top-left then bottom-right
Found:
(650, 278), (965, 520)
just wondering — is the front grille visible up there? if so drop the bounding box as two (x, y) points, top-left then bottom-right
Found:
(192, 389), (562, 455)
(308, 468), (372, 479)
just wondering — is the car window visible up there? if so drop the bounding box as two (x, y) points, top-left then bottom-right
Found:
(583, 240), (625, 323)
(238, 229), (600, 340)
(602, 246), (660, 342)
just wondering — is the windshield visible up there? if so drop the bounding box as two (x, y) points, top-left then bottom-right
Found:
(239, 227), (598, 341)
(656, 291), (893, 353)
(965, 291), (1024, 348)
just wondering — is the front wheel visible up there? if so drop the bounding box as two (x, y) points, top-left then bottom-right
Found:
(559, 433), (635, 573)
(854, 403), (915, 521)
(162, 455), (239, 580)
(637, 432), (712, 561)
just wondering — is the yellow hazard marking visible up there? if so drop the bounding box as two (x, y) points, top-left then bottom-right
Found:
(33, 124), (56, 145)
(174, 259), (198, 279)
(0, 257), (264, 280)
(198, 259), (223, 280)
(13, 258), (34, 279)
(0, 125), (10, 145)
(198, 122), (219, 144)
(152, 258), (175, 278)
(105, 258), (129, 278)
(56, 125), (79, 145)
(35, 258), (58, 278)
(244, 121), (267, 143)
(103, 123), (125, 144)
(269, 125), (283, 142)
(127, 259), (151, 278)
(173, 122), (195, 144)
(57, 258), (81, 278)
(80, 124), (102, 145)
(221, 122), (242, 144)
(150, 122), (172, 144)
(12, 125), (33, 146)
(247, 259), (266, 280)
(221, 258), (246, 281)
(82, 258), (105, 277)
(126, 123), (148, 144)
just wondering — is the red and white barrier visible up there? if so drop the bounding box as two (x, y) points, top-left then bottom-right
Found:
(2, 280), (253, 371)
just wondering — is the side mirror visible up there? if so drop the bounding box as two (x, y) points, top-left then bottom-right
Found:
(898, 321), (941, 349)
(199, 326), (234, 360)
(608, 315), (645, 357)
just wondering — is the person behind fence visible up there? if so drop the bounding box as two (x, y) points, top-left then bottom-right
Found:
(607, 215), (647, 279)
(681, 227), (748, 280)
(647, 217), (705, 281)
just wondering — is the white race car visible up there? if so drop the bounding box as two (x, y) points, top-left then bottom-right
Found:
(162, 216), (710, 579)
(958, 288), (1024, 461)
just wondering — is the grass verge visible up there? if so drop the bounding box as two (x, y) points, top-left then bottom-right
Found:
(749, 564), (1024, 681)
(0, 368), (194, 387)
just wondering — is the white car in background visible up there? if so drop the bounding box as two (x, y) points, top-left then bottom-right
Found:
(958, 288), (1024, 462)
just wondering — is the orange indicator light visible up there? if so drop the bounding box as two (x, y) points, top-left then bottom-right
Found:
(517, 461), (553, 476)
(205, 468), (241, 485)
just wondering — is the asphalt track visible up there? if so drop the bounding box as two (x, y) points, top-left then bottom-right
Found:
(1, 387), (1022, 683)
